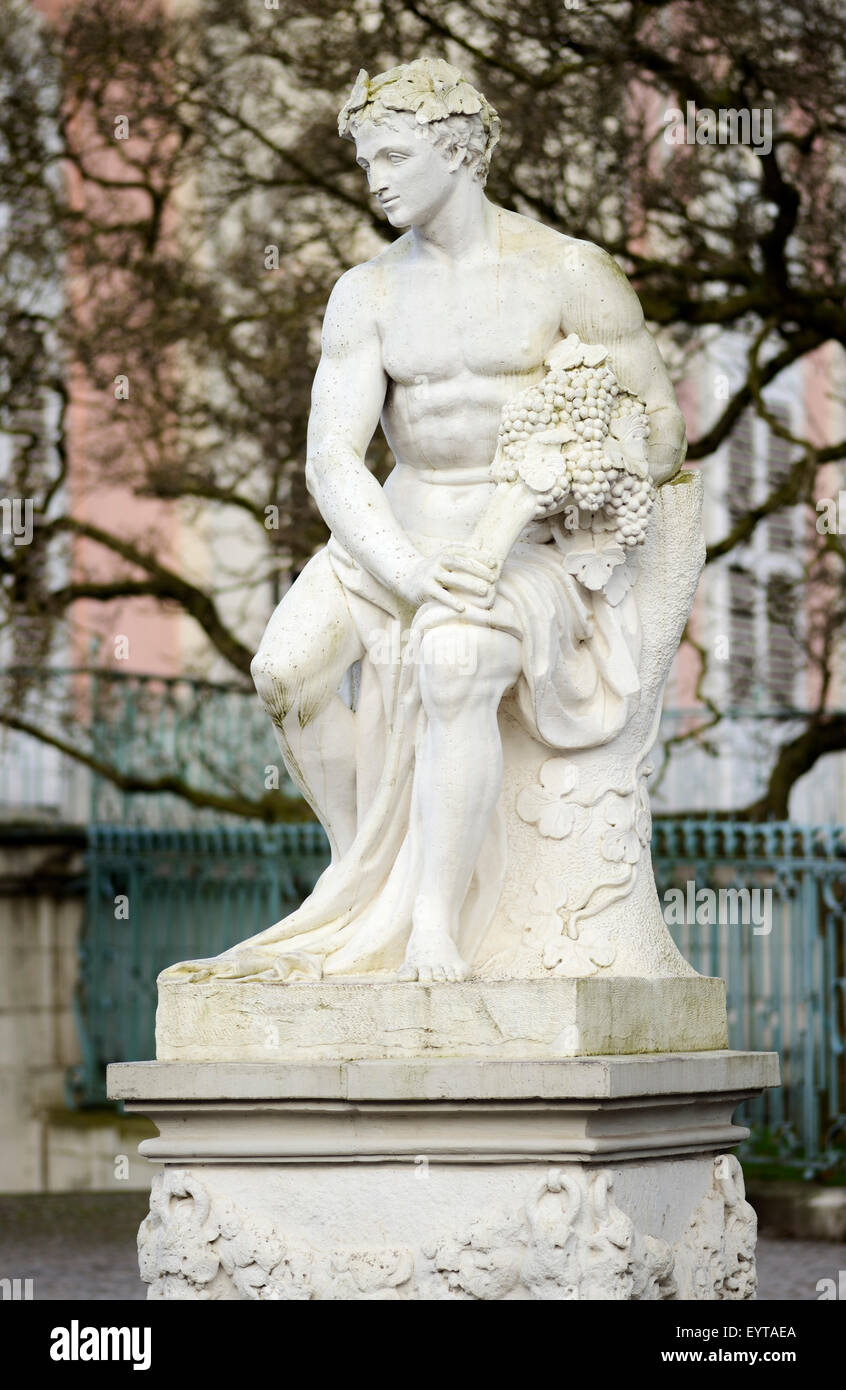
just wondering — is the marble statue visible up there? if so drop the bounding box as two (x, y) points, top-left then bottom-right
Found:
(162, 56), (701, 988)
(121, 59), (781, 1304)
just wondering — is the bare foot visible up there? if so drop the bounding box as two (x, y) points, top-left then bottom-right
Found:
(398, 915), (468, 983)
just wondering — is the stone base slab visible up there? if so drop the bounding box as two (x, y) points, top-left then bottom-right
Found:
(155, 975), (728, 1062)
(109, 1050), (779, 1300)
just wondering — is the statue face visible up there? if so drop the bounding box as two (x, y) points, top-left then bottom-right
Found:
(353, 114), (460, 229)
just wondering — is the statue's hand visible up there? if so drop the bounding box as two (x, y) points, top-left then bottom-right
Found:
(397, 545), (499, 612)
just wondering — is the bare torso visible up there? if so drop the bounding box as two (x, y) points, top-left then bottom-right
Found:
(376, 211), (568, 540)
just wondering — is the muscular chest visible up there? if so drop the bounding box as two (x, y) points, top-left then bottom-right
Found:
(380, 262), (562, 383)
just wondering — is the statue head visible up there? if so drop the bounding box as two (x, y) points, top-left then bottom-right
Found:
(338, 58), (501, 228)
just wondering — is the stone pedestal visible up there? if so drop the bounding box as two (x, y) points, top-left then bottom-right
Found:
(156, 976), (729, 1061)
(108, 1048), (779, 1301)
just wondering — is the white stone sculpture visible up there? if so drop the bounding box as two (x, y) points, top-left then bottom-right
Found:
(117, 60), (782, 1306)
(160, 55), (699, 989)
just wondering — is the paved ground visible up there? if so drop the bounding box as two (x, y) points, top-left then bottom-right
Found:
(0, 1195), (844, 1300)
(757, 1236), (846, 1301)
(0, 1194), (149, 1301)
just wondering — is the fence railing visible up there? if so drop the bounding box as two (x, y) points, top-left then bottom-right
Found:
(0, 667), (298, 827)
(3, 667), (845, 825)
(652, 821), (846, 1174)
(68, 822), (329, 1107)
(70, 818), (846, 1176)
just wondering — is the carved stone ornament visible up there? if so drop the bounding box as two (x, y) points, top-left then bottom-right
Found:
(138, 1156), (756, 1301)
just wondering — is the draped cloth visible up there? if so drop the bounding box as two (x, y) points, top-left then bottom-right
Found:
(160, 528), (643, 983)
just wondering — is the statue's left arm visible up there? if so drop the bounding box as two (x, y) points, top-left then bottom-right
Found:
(560, 242), (687, 486)
(469, 239), (688, 581)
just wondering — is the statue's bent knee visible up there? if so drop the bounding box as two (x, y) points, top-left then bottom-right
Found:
(251, 650), (300, 726)
(252, 647), (336, 730)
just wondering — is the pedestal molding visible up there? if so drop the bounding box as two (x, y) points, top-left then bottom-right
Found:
(113, 1051), (779, 1298)
(109, 1049), (778, 1103)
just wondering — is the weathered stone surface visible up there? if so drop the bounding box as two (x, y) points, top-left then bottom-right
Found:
(156, 975), (728, 1062)
(109, 1050), (781, 1105)
(133, 1154), (758, 1301)
(109, 1051), (776, 1301)
(110, 1045), (778, 1300)
(112, 1051), (778, 1170)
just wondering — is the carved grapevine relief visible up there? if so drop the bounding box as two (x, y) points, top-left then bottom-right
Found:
(516, 759), (581, 840)
(138, 1156), (756, 1301)
(515, 749), (658, 975)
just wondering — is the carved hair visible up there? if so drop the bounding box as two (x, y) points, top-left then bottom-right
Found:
(338, 57), (501, 187)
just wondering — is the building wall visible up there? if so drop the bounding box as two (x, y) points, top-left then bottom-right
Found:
(0, 830), (152, 1193)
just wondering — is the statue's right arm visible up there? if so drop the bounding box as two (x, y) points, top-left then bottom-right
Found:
(304, 267), (425, 598)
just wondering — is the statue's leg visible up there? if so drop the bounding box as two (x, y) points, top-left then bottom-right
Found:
(398, 621), (522, 982)
(251, 550), (364, 860)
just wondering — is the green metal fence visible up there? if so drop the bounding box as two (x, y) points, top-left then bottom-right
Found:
(0, 666), (299, 827)
(71, 819), (845, 1175)
(652, 821), (846, 1175)
(4, 665), (845, 827)
(67, 823), (330, 1106)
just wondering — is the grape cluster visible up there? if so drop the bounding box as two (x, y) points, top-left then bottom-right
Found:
(492, 354), (655, 549)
